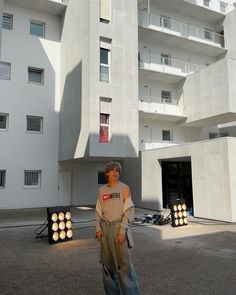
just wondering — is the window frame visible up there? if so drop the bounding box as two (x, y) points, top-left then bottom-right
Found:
(220, 1), (226, 13)
(24, 170), (41, 188)
(162, 130), (172, 141)
(161, 53), (171, 66)
(2, 13), (13, 30)
(161, 90), (172, 103)
(30, 19), (45, 38)
(28, 67), (44, 85)
(0, 62), (11, 80)
(160, 15), (171, 29)
(100, 0), (111, 24)
(99, 113), (110, 143)
(26, 115), (43, 134)
(0, 170), (6, 189)
(203, 0), (210, 7)
(100, 47), (110, 83)
(0, 113), (9, 131)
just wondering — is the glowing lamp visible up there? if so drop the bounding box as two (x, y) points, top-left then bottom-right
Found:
(170, 200), (188, 227)
(47, 207), (73, 244)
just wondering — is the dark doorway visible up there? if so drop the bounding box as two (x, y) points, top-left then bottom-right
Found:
(162, 161), (193, 213)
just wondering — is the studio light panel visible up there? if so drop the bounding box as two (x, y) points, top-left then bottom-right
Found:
(47, 207), (73, 244)
(171, 201), (188, 227)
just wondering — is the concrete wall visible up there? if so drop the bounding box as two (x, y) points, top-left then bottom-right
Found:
(59, 0), (90, 160)
(0, 3), (61, 208)
(59, 0), (139, 160)
(0, 0), (3, 58)
(141, 137), (236, 222)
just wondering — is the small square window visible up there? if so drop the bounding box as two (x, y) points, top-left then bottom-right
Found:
(2, 13), (13, 30)
(30, 20), (45, 37)
(24, 170), (41, 188)
(220, 1), (226, 13)
(26, 116), (43, 133)
(28, 67), (44, 84)
(0, 113), (9, 131)
(209, 132), (219, 139)
(0, 170), (6, 188)
(161, 91), (172, 103)
(204, 0), (210, 7)
(0, 62), (11, 80)
(162, 130), (172, 141)
(161, 54), (171, 66)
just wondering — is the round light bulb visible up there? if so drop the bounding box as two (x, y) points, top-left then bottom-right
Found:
(174, 219), (179, 226)
(59, 221), (65, 230)
(178, 211), (183, 218)
(67, 229), (73, 239)
(174, 212), (178, 219)
(52, 222), (58, 232)
(58, 212), (65, 221)
(65, 211), (71, 220)
(183, 211), (187, 217)
(173, 205), (178, 211)
(51, 213), (58, 222)
(53, 232), (59, 242)
(60, 230), (66, 240)
(184, 218), (188, 224)
(179, 218), (184, 225)
(66, 220), (72, 229)
(178, 204), (182, 211)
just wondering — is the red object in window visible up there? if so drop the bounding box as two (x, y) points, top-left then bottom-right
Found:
(100, 126), (109, 143)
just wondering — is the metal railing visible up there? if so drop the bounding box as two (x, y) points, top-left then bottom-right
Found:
(139, 11), (225, 48)
(139, 51), (204, 75)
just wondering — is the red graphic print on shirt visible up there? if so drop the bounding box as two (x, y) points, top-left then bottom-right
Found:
(103, 194), (110, 201)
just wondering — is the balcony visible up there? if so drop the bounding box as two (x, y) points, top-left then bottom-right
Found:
(138, 0), (234, 23)
(138, 11), (227, 56)
(139, 97), (186, 121)
(5, 0), (67, 16)
(139, 139), (182, 151)
(139, 51), (204, 83)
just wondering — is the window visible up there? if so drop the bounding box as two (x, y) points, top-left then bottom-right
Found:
(100, 0), (111, 23)
(30, 20), (45, 37)
(100, 113), (110, 143)
(24, 170), (41, 188)
(0, 62), (11, 80)
(161, 91), (172, 103)
(204, 29), (213, 40)
(203, 0), (210, 7)
(100, 37), (111, 82)
(2, 13), (13, 30)
(28, 67), (44, 84)
(26, 116), (43, 133)
(161, 54), (171, 66)
(0, 170), (6, 188)
(98, 171), (107, 184)
(162, 130), (172, 141)
(160, 16), (170, 29)
(209, 132), (219, 139)
(0, 113), (8, 131)
(220, 132), (228, 137)
(220, 1), (226, 13)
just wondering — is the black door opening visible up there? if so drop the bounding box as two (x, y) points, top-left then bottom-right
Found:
(162, 161), (193, 214)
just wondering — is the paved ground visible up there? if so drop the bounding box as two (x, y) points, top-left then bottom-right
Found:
(0, 207), (236, 295)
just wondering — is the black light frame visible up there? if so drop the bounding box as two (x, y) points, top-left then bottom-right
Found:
(47, 206), (73, 244)
(170, 199), (188, 227)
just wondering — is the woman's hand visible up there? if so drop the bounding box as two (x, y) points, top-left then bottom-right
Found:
(96, 230), (104, 239)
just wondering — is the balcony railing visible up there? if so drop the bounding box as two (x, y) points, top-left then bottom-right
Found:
(184, 0), (235, 14)
(139, 96), (186, 117)
(139, 139), (183, 151)
(139, 51), (204, 76)
(139, 11), (225, 48)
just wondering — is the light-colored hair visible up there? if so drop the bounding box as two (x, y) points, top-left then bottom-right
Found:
(104, 161), (122, 176)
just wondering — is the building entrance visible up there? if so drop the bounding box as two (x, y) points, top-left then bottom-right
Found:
(162, 161), (193, 214)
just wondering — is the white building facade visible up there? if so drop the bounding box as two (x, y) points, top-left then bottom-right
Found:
(1, 0), (236, 222)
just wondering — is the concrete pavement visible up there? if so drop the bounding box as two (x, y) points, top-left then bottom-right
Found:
(0, 207), (236, 295)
